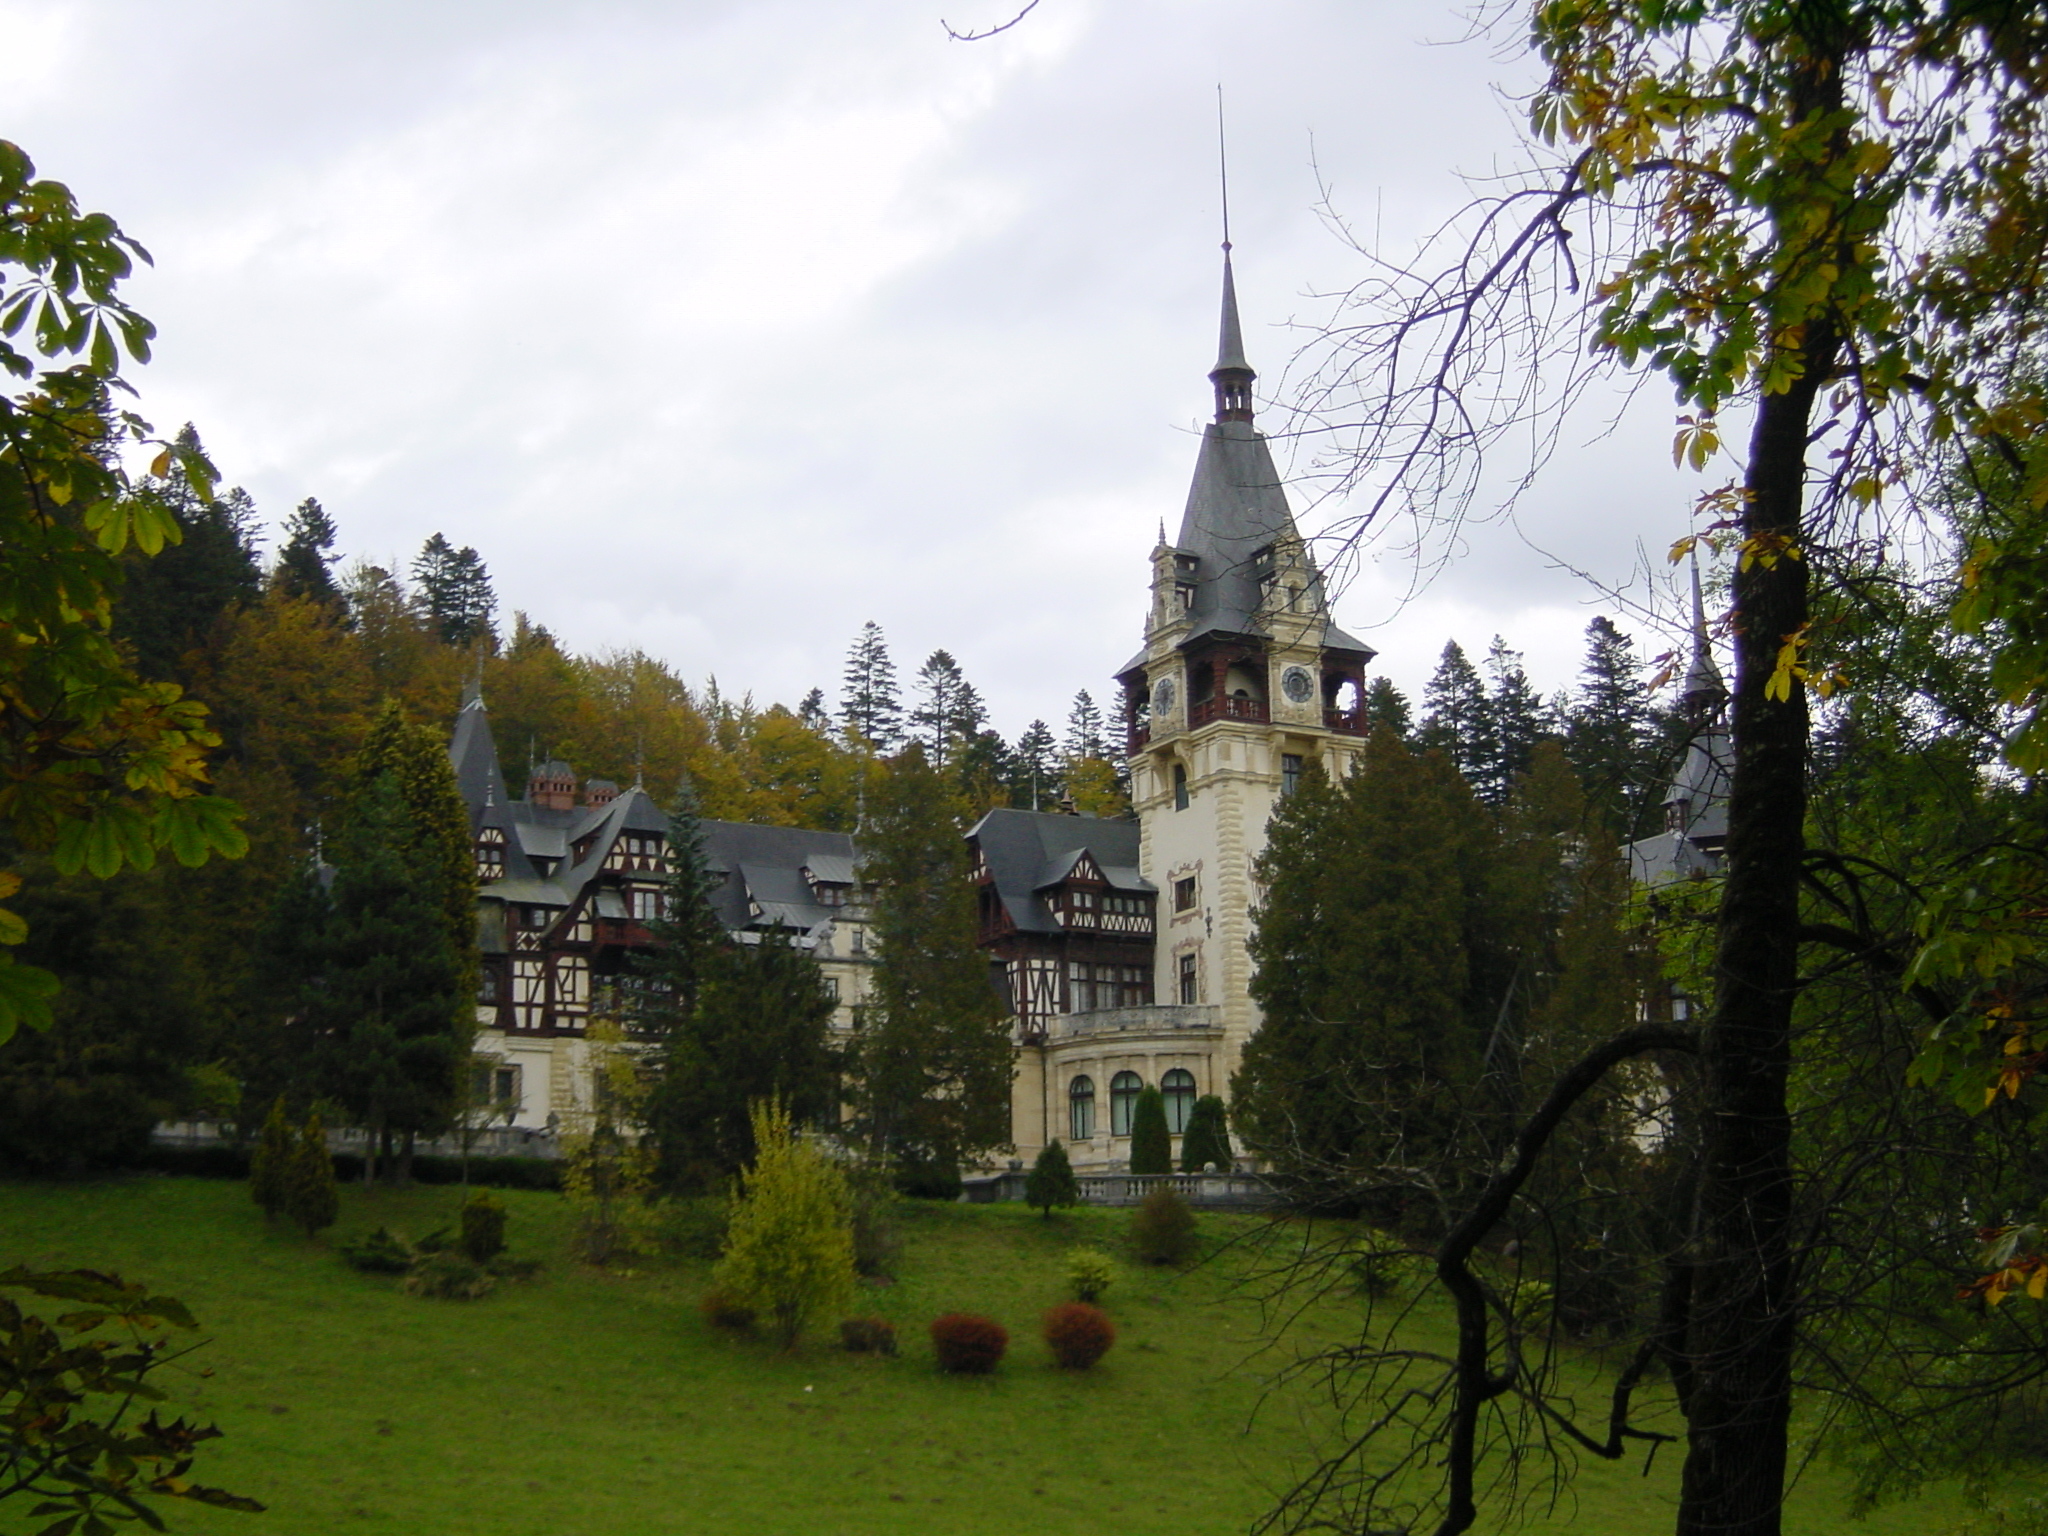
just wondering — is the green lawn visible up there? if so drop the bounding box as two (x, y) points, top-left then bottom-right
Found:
(0, 1176), (1978, 1535)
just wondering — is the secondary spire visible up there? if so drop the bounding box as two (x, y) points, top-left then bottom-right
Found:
(1209, 89), (1255, 424)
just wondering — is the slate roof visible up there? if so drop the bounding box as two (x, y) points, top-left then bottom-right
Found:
(700, 820), (861, 940)
(968, 807), (1151, 936)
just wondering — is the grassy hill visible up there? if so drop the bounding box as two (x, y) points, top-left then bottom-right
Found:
(0, 1176), (1977, 1535)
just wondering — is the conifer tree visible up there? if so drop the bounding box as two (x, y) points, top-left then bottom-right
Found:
(796, 687), (830, 732)
(1178, 1095), (1231, 1173)
(910, 650), (982, 761)
(1063, 690), (1108, 762)
(1009, 719), (1058, 809)
(1025, 1139), (1079, 1217)
(1563, 616), (1660, 837)
(713, 1100), (857, 1349)
(1361, 676), (1413, 740)
(1128, 1085), (1171, 1175)
(249, 1096), (293, 1219)
(1417, 641), (1493, 790)
(274, 496), (341, 606)
(635, 783), (728, 1024)
(844, 746), (1015, 1181)
(412, 533), (497, 649)
(1233, 729), (1486, 1205)
(838, 621), (902, 751)
(1479, 637), (1549, 806)
(284, 1109), (339, 1237)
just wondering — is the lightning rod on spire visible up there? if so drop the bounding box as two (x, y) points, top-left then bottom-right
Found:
(1216, 84), (1231, 253)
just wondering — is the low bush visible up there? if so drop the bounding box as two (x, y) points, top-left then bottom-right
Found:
(1065, 1246), (1116, 1303)
(846, 1166), (901, 1278)
(338, 1227), (416, 1274)
(659, 1197), (730, 1260)
(838, 1316), (898, 1356)
(403, 1251), (497, 1301)
(1131, 1185), (1197, 1266)
(1025, 1141), (1079, 1217)
(930, 1313), (1007, 1374)
(460, 1191), (508, 1263)
(699, 1289), (756, 1332)
(1043, 1302), (1115, 1370)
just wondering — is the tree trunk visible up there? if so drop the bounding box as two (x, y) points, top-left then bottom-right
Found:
(1675, 338), (1833, 1536)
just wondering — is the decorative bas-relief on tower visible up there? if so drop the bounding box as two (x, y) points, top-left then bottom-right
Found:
(1114, 246), (1379, 1096)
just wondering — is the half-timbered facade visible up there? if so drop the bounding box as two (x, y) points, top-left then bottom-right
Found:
(449, 692), (874, 1132)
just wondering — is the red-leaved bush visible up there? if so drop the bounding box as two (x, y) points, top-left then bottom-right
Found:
(1042, 1301), (1115, 1370)
(930, 1312), (1007, 1374)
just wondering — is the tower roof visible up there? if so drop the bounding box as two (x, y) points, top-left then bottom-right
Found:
(1212, 248), (1251, 378)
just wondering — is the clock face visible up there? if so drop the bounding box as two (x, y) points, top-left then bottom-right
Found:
(1281, 665), (1315, 705)
(1151, 676), (1177, 717)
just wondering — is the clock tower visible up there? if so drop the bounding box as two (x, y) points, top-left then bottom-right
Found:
(1115, 247), (1378, 1086)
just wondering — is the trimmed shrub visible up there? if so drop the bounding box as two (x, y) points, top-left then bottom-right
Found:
(698, 1289), (756, 1332)
(712, 1102), (857, 1348)
(930, 1313), (1007, 1374)
(839, 1316), (899, 1356)
(1178, 1095), (1231, 1174)
(338, 1227), (415, 1274)
(460, 1190), (508, 1263)
(284, 1112), (339, 1237)
(1024, 1140), (1079, 1218)
(1128, 1086), (1171, 1175)
(403, 1251), (496, 1301)
(1131, 1184), (1197, 1265)
(1065, 1246), (1116, 1303)
(249, 1097), (292, 1219)
(1043, 1302), (1115, 1370)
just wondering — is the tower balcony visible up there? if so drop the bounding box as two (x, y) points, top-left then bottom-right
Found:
(1189, 695), (1268, 728)
(1323, 707), (1366, 736)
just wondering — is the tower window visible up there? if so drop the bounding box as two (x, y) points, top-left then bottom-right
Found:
(1172, 764), (1189, 811)
(1281, 753), (1304, 798)
(1173, 876), (1197, 913)
(1178, 953), (1199, 1005)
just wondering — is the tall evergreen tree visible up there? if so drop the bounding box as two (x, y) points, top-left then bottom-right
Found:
(112, 425), (262, 682)
(1479, 636), (1549, 805)
(796, 687), (830, 733)
(839, 621), (903, 751)
(1563, 616), (1661, 837)
(1361, 676), (1414, 740)
(313, 773), (470, 1182)
(1009, 719), (1058, 809)
(412, 533), (497, 649)
(844, 746), (1015, 1181)
(1063, 690), (1108, 762)
(1417, 641), (1493, 790)
(273, 497), (341, 606)
(634, 783), (728, 1025)
(910, 649), (981, 760)
(1232, 730), (1487, 1207)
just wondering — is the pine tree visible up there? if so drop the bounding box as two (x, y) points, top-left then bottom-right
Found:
(284, 1110), (339, 1237)
(1024, 1140), (1079, 1217)
(1128, 1085), (1171, 1175)
(713, 1100), (857, 1349)
(1417, 641), (1493, 790)
(796, 687), (830, 732)
(1563, 616), (1660, 837)
(1063, 690), (1108, 762)
(634, 783), (729, 1025)
(1178, 1095), (1231, 1173)
(1479, 637), (1549, 806)
(646, 927), (839, 1191)
(1361, 677), (1413, 739)
(1233, 729), (1487, 1206)
(839, 621), (902, 751)
(315, 773), (470, 1182)
(412, 533), (497, 649)
(844, 746), (1015, 1181)
(274, 497), (341, 606)
(249, 1096), (293, 1219)
(909, 650), (978, 760)
(1009, 720), (1058, 809)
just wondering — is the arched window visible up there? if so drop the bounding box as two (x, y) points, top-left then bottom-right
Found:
(1172, 763), (1189, 811)
(1068, 1076), (1096, 1141)
(1110, 1071), (1143, 1136)
(1162, 1069), (1197, 1134)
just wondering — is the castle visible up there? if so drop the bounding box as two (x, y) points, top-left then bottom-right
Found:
(452, 250), (1380, 1170)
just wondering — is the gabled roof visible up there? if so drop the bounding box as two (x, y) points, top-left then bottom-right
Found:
(700, 820), (861, 936)
(967, 807), (1150, 935)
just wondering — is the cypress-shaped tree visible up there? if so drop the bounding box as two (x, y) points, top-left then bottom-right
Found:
(843, 745), (1015, 1182)
(1233, 728), (1487, 1208)
(1178, 1095), (1231, 1174)
(1128, 1085), (1171, 1175)
(1025, 1139), (1079, 1217)
(249, 1096), (293, 1219)
(284, 1110), (339, 1237)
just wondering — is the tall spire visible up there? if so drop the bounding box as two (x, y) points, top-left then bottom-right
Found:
(1210, 87), (1255, 424)
(1681, 556), (1727, 718)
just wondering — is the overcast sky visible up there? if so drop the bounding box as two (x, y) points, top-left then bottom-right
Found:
(5, 0), (1707, 737)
